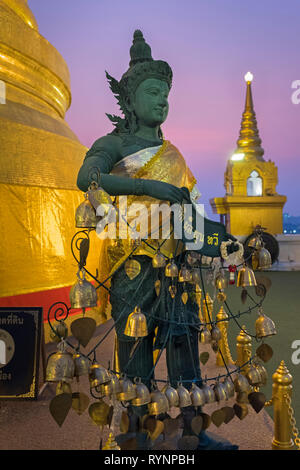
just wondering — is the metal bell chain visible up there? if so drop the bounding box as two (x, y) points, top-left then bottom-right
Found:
(284, 394), (300, 450)
(46, 204), (269, 403)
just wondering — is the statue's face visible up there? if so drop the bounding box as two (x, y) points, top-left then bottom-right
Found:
(131, 78), (169, 128)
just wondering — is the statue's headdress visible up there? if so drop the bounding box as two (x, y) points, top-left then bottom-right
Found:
(106, 30), (173, 134)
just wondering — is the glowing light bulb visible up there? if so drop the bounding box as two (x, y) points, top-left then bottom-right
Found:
(231, 153), (245, 161)
(244, 72), (254, 83)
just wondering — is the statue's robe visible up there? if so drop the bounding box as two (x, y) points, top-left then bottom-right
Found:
(96, 140), (201, 318)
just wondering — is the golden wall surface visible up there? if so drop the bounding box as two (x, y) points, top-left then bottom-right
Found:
(0, 1), (103, 312)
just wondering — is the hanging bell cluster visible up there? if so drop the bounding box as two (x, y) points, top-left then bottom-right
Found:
(124, 306), (148, 339)
(248, 228), (272, 271)
(46, 340), (92, 384)
(236, 360), (268, 391)
(69, 269), (97, 310)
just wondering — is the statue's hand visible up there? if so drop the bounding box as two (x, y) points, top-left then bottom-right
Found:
(143, 180), (186, 204)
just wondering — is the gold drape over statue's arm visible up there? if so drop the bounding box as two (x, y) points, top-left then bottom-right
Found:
(96, 140), (199, 318)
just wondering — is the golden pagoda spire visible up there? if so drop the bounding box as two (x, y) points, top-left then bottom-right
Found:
(2, 0), (38, 30)
(234, 72), (265, 162)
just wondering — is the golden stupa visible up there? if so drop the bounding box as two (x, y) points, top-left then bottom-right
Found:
(210, 72), (286, 236)
(0, 0), (105, 340)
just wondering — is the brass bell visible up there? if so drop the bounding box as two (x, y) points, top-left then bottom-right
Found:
(100, 373), (122, 396)
(69, 269), (97, 309)
(234, 373), (251, 393)
(200, 327), (211, 344)
(131, 378), (151, 406)
(148, 389), (169, 415)
(255, 308), (277, 338)
(162, 383), (179, 408)
(237, 264), (257, 287)
(191, 268), (201, 285)
(89, 398), (110, 427)
(46, 342), (75, 383)
(88, 185), (114, 216)
(187, 251), (200, 266)
(201, 383), (215, 404)
(102, 432), (121, 451)
(190, 383), (206, 407)
(211, 325), (222, 342)
(73, 352), (90, 378)
(178, 265), (192, 283)
(215, 272), (228, 290)
(246, 364), (262, 386)
(97, 380), (112, 397)
(254, 363), (268, 386)
(56, 381), (72, 395)
(97, 373), (122, 397)
(89, 361), (111, 388)
(50, 321), (68, 342)
(75, 193), (98, 228)
(223, 377), (235, 398)
(248, 236), (263, 249)
(257, 247), (272, 270)
(217, 290), (227, 303)
(176, 383), (192, 408)
(211, 340), (219, 353)
(152, 251), (166, 268)
(165, 256), (178, 278)
(124, 306), (148, 339)
(117, 376), (137, 401)
(214, 381), (228, 402)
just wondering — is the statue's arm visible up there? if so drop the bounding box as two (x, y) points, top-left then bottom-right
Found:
(77, 135), (185, 204)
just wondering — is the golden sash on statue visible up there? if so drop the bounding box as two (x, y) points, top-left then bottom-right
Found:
(94, 140), (200, 319)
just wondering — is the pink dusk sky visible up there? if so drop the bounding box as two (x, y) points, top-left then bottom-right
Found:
(28, 0), (300, 219)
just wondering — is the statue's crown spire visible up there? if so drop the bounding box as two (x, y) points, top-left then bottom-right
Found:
(129, 30), (153, 67)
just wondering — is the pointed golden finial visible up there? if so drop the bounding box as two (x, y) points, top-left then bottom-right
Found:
(272, 360), (292, 386)
(216, 306), (235, 366)
(232, 71), (265, 162)
(203, 293), (214, 329)
(102, 432), (121, 450)
(236, 326), (252, 374)
(272, 361), (294, 450)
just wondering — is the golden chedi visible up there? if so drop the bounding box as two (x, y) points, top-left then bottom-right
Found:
(0, 1), (104, 341)
(210, 72), (286, 237)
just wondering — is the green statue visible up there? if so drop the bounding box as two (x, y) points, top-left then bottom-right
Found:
(77, 30), (239, 450)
